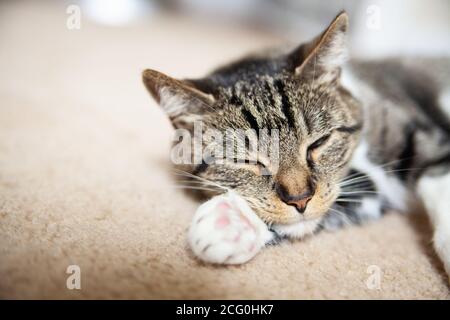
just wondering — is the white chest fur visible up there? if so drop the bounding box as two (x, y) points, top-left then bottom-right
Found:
(350, 140), (409, 212)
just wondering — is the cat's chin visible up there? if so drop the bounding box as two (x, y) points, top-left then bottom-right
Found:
(270, 217), (322, 239)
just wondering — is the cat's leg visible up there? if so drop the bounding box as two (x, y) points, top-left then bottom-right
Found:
(188, 191), (274, 264)
(416, 169), (450, 281)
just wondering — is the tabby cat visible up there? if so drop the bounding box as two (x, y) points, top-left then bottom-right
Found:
(143, 12), (450, 275)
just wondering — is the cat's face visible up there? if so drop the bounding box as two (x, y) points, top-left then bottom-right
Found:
(209, 78), (361, 225)
(144, 12), (362, 225)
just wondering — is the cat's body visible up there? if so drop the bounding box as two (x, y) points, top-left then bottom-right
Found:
(321, 58), (450, 228)
(143, 12), (450, 277)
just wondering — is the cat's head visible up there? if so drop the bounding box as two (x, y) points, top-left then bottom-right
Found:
(143, 12), (362, 225)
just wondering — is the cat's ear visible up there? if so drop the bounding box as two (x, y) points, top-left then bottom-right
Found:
(291, 11), (348, 80)
(142, 69), (215, 128)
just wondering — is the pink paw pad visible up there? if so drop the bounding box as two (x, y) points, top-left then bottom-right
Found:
(217, 202), (232, 213)
(215, 214), (231, 229)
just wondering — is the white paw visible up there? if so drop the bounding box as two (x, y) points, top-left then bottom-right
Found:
(434, 228), (450, 281)
(188, 191), (273, 264)
(417, 172), (450, 282)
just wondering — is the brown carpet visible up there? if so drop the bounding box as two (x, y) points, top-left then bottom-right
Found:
(0, 1), (449, 299)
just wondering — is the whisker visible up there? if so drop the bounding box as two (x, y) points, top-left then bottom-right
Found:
(339, 180), (371, 188)
(335, 198), (365, 204)
(338, 176), (371, 186)
(343, 158), (416, 181)
(340, 165), (422, 186)
(175, 179), (218, 187)
(339, 191), (380, 195)
(328, 207), (353, 226)
(171, 185), (221, 192)
(171, 169), (229, 191)
(339, 167), (422, 187)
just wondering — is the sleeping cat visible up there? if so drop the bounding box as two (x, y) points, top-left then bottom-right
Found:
(142, 12), (450, 276)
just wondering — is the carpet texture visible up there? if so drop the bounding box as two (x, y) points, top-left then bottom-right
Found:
(0, 1), (449, 299)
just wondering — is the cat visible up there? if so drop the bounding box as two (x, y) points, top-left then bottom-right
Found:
(142, 12), (450, 277)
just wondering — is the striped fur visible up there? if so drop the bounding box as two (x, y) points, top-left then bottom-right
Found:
(143, 12), (450, 243)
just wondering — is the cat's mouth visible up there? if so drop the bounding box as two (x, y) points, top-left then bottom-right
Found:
(230, 186), (339, 226)
(270, 185), (340, 225)
(252, 202), (328, 229)
(269, 217), (323, 239)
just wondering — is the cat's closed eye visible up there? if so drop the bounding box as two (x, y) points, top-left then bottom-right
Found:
(307, 134), (331, 165)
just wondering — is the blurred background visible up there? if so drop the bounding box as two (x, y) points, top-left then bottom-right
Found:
(1, 0), (450, 299)
(76, 0), (450, 58)
(2, 0), (450, 94)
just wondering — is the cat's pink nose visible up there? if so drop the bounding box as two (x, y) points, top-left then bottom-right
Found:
(276, 181), (314, 214)
(286, 196), (312, 214)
